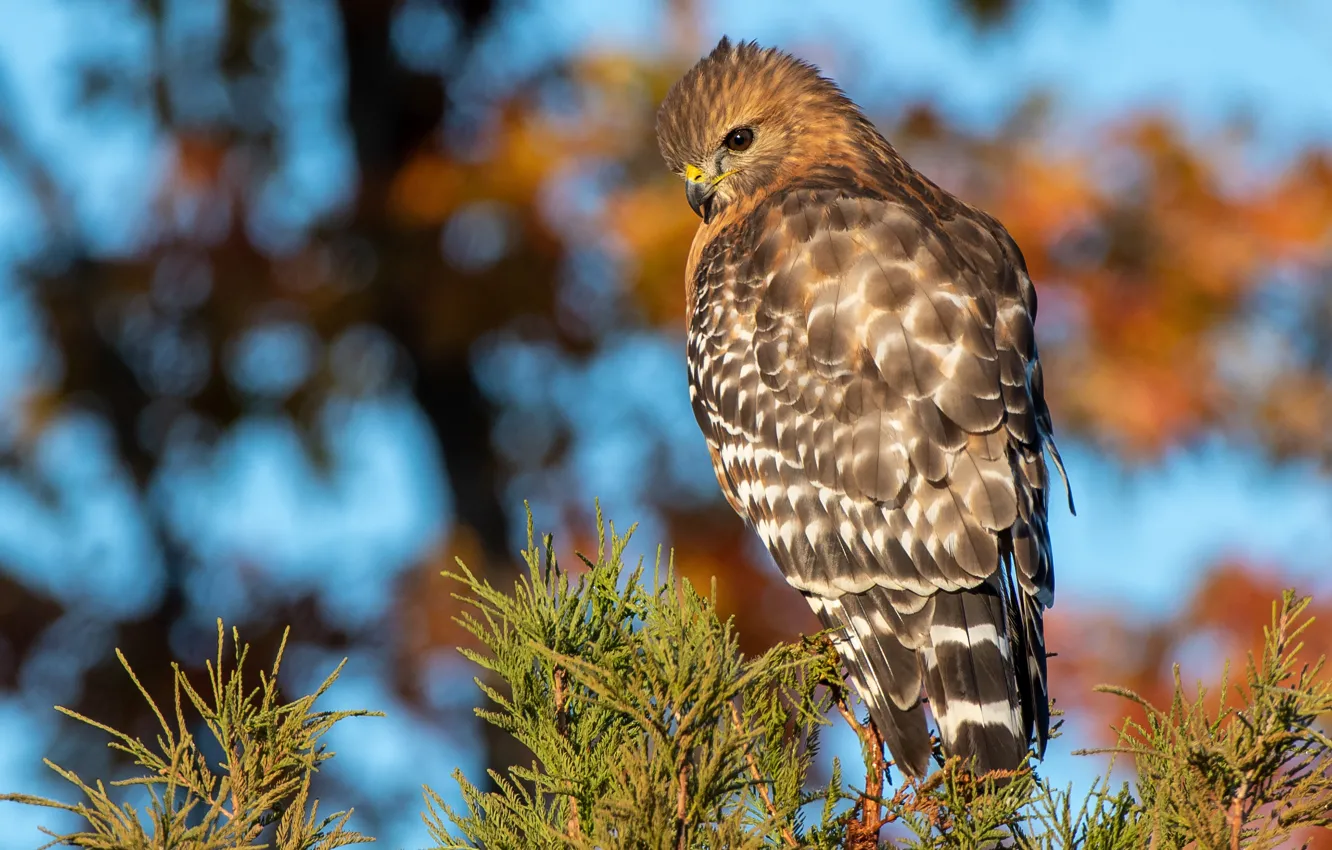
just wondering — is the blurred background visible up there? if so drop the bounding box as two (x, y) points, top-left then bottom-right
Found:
(0, 0), (1329, 845)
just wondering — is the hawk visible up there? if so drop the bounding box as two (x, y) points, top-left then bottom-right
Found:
(655, 38), (1072, 777)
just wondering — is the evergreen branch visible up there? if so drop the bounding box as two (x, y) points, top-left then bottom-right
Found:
(1, 621), (379, 849)
(5, 504), (1329, 850)
(729, 699), (800, 847)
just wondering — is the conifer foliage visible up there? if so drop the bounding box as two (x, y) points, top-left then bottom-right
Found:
(4, 509), (1330, 848)
(0, 623), (380, 849)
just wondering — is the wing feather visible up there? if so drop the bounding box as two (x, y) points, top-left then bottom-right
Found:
(686, 187), (1064, 775)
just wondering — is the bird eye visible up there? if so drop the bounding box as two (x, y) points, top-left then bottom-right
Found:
(724, 127), (754, 152)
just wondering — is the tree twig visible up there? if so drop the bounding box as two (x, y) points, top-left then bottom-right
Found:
(838, 689), (887, 850)
(1227, 774), (1250, 850)
(553, 666), (581, 839)
(835, 691), (868, 741)
(675, 762), (690, 850)
(729, 700), (800, 847)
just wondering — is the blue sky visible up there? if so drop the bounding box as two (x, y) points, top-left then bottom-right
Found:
(0, 0), (1330, 846)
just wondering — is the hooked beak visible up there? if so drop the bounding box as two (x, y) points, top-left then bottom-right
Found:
(684, 164), (723, 223)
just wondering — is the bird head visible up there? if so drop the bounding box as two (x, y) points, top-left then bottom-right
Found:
(655, 37), (868, 225)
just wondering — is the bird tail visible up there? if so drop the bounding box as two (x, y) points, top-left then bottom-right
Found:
(809, 591), (933, 778)
(810, 579), (1042, 778)
(920, 578), (1028, 775)
(1012, 584), (1051, 759)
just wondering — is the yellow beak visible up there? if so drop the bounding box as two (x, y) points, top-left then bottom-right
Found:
(683, 164), (717, 222)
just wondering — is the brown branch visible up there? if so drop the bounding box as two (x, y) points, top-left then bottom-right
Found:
(835, 691), (868, 741)
(1228, 774), (1250, 850)
(862, 720), (888, 842)
(838, 689), (887, 850)
(164, 768), (235, 821)
(553, 666), (581, 839)
(675, 762), (691, 850)
(729, 700), (800, 847)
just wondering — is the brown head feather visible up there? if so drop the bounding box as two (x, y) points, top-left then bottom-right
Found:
(656, 37), (902, 225)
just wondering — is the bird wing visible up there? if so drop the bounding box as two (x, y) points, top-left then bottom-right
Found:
(690, 188), (1059, 600)
(686, 187), (1064, 773)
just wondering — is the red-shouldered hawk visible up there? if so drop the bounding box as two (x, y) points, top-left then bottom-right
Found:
(655, 38), (1073, 777)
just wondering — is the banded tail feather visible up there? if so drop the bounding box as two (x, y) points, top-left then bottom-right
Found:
(808, 576), (1044, 778)
(1012, 583), (1051, 758)
(921, 579), (1027, 775)
(809, 593), (933, 778)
